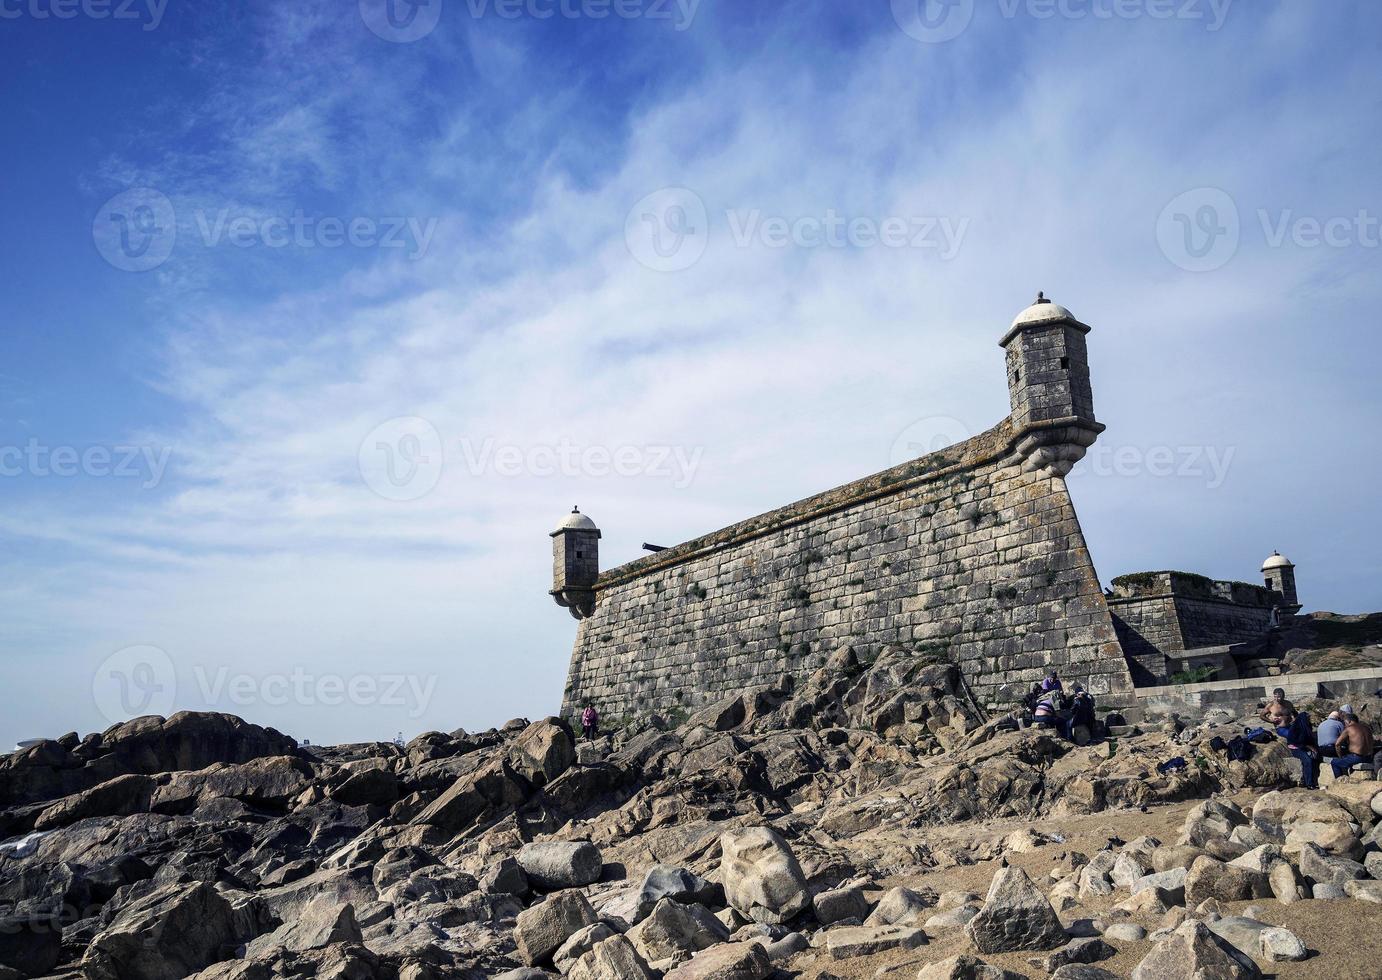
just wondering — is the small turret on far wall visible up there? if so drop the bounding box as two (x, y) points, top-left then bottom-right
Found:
(1000, 292), (1105, 477)
(551, 507), (600, 620)
(1262, 551), (1301, 619)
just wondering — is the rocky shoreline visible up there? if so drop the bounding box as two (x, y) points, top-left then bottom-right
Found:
(2, 649), (1380, 979)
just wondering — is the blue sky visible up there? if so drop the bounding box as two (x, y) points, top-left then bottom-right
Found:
(2, 0), (1379, 749)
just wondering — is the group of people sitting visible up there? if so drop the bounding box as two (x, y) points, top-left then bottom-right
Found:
(1022, 670), (1098, 743)
(1244, 688), (1377, 790)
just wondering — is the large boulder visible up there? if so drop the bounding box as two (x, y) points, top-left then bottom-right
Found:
(507, 719), (575, 787)
(1179, 799), (1247, 848)
(662, 941), (772, 980)
(33, 773), (158, 830)
(567, 934), (657, 980)
(864, 885), (932, 927)
(965, 866), (1066, 953)
(514, 891), (598, 965)
(823, 924), (927, 959)
(718, 827), (809, 925)
(82, 881), (245, 980)
(813, 884), (872, 925)
(151, 756), (314, 813)
(632, 865), (722, 922)
(1297, 842), (1366, 887)
(516, 840), (603, 891)
(1184, 856), (1269, 906)
(410, 758), (531, 835)
(103, 712), (298, 778)
(244, 898), (359, 958)
(329, 767), (399, 807)
(626, 898), (728, 962)
(1130, 920), (1260, 980)
(1251, 788), (1356, 838)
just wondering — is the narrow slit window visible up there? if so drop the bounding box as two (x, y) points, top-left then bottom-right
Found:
(1059, 356), (1069, 369)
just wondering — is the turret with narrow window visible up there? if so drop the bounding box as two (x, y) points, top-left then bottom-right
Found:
(550, 507), (600, 620)
(1000, 292), (1105, 476)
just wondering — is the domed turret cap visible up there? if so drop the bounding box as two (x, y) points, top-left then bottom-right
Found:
(1262, 551), (1294, 571)
(554, 506), (598, 533)
(1000, 292), (1091, 346)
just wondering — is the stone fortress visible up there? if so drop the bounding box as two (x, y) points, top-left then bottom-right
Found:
(550, 295), (1306, 723)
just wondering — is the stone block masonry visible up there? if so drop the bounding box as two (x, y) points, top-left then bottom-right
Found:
(556, 295), (1136, 723)
(562, 420), (1134, 721)
(1109, 571), (1275, 685)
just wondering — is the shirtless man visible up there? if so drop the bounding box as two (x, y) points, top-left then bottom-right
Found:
(1259, 689), (1293, 727)
(1331, 713), (1376, 779)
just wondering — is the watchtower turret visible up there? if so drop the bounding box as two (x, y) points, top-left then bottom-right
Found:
(1000, 292), (1104, 476)
(551, 507), (600, 620)
(1262, 551), (1301, 618)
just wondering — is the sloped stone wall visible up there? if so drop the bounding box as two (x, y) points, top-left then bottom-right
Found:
(561, 418), (1135, 723)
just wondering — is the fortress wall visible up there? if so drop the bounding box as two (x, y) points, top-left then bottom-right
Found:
(1109, 599), (1182, 686)
(1174, 596), (1273, 649)
(561, 419), (1135, 723)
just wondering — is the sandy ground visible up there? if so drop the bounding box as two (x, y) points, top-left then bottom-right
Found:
(780, 791), (1382, 980)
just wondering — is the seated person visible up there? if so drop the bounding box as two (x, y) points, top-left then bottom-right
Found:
(1033, 695), (1069, 738)
(1280, 707), (1317, 790)
(1316, 709), (1346, 758)
(1259, 690), (1294, 725)
(1069, 683), (1096, 737)
(1245, 694), (1295, 741)
(1331, 714), (1376, 779)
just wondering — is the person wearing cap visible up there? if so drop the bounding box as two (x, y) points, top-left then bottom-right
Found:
(1317, 708), (1347, 758)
